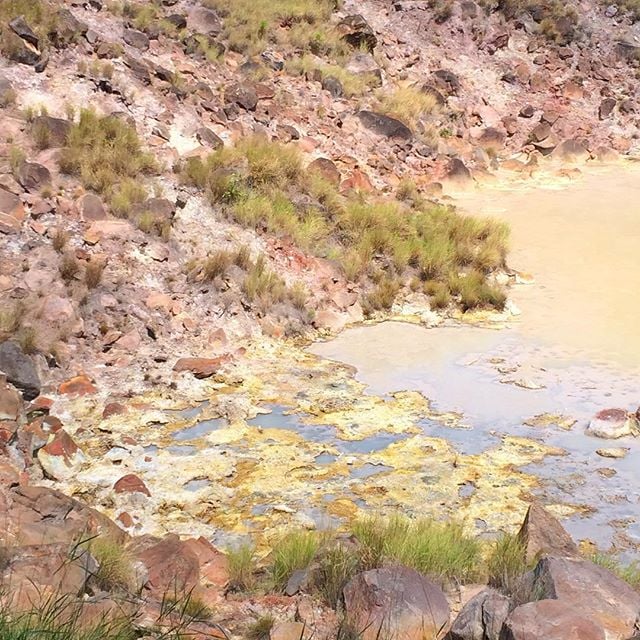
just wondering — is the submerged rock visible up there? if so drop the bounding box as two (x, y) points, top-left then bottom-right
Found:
(586, 408), (639, 439)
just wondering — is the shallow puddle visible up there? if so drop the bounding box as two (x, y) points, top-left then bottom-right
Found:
(172, 418), (225, 441)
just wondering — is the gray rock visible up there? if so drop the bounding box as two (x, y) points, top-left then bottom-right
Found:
(123, 28), (149, 51)
(16, 161), (51, 192)
(196, 127), (223, 149)
(187, 7), (222, 36)
(31, 115), (71, 147)
(225, 83), (258, 111)
(449, 588), (509, 640)
(345, 52), (382, 87)
(321, 75), (343, 98)
(357, 110), (413, 139)
(445, 158), (472, 183)
(0, 341), (41, 401)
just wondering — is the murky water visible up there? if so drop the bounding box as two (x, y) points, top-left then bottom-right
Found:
(310, 165), (640, 550)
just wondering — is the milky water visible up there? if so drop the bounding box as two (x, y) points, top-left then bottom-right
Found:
(310, 164), (640, 550)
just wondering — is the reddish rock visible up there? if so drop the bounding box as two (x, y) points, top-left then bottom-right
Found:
(114, 473), (151, 497)
(0, 187), (25, 234)
(117, 512), (134, 528)
(340, 168), (374, 193)
(103, 402), (127, 418)
(0, 377), (22, 421)
(517, 502), (578, 563)
(37, 429), (85, 480)
(183, 537), (229, 590)
(308, 157), (341, 186)
(344, 566), (450, 640)
(132, 534), (200, 595)
(78, 193), (106, 221)
(58, 374), (97, 396)
(173, 356), (229, 379)
(502, 599), (605, 640)
(16, 162), (51, 193)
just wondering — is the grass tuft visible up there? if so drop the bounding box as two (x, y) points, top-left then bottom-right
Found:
(227, 543), (257, 592)
(246, 614), (275, 640)
(89, 537), (134, 592)
(487, 533), (529, 594)
(270, 530), (320, 591)
(590, 553), (640, 590)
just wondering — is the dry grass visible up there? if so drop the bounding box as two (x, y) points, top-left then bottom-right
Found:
(84, 260), (105, 289)
(204, 0), (339, 55)
(88, 537), (134, 592)
(58, 109), (156, 211)
(226, 543), (257, 592)
(52, 227), (69, 253)
(59, 253), (80, 282)
(202, 249), (233, 281)
(287, 54), (377, 97)
(246, 615), (275, 640)
(376, 86), (439, 129)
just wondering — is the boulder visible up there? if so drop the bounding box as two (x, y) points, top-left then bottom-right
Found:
(187, 7), (222, 36)
(9, 16), (39, 47)
(225, 82), (258, 110)
(586, 408), (639, 439)
(196, 127), (224, 149)
(51, 8), (88, 46)
(345, 52), (382, 86)
(501, 599), (605, 640)
(308, 158), (341, 186)
(270, 622), (310, 640)
(530, 122), (551, 143)
(123, 28), (149, 51)
(114, 473), (151, 497)
(524, 556), (640, 639)
(477, 127), (505, 152)
(0, 341), (40, 400)
(432, 69), (461, 95)
(37, 429), (86, 480)
(58, 374), (97, 396)
(322, 75), (344, 98)
(0, 376), (22, 421)
(445, 158), (472, 184)
(357, 111), (412, 139)
(449, 588), (509, 640)
(132, 534), (200, 596)
(0, 187), (25, 233)
(16, 161), (51, 192)
(337, 15), (377, 52)
(5, 18), (46, 69)
(517, 502), (577, 563)
(173, 356), (228, 378)
(0, 75), (15, 106)
(551, 139), (589, 163)
(78, 193), (107, 221)
(343, 566), (450, 640)
(31, 115), (71, 147)
(599, 98), (616, 120)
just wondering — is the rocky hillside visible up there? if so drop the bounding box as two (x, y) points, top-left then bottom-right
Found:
(1, 0), (640, 637)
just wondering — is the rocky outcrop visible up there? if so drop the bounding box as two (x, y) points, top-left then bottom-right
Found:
(343, 566), (450, 640)
(517, 502), (578, 563)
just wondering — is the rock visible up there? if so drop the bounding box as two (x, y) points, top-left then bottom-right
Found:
(517, 502), (577, 563)
(16, 161), (51, 192)
(432, 69), (461, 95)
(114, 473), (151, 496)
(501, 599), (606, 640)
(445, 158), (472, 184)
(345, 52), (382, 86)
(132, 534), (200, 595)
(449, 588), (509, 640)
(0, 187), (25, 233)
(599, 97), (616, 120)
(596, 447), (629, 458)
(322, 75), (343, 98)
(530, 122), (551, 142)
(551, 139), (589, 162)
(58, 374), (97, 396)
(0, 341), (40, 400)
(37, 430), (86, 480)
(337, 15), (377, 52)
(32, 115), (71, 147)
(357, 111), (412, 139)
(308, 158), (341, 186)
(343, 566), (450, 640)
(477, 127), (506, 152)
(51, 8), (88, 47)
(524, 556), (640, 639)
(0, 75), (15, 105)
(225, 83), (258, 110)
(196, 127), (224, 149)
(173, 356), (228, 378)
(187, 7), (222, 36)
(9, 16), (39, 48)
(182, 537), (229, 589)
(270, 622), (310, 640)
(586, 408), (639, 439)
(519, 105), (535, 118)
(123, 28), (149, 51)
(0, 376), (22, 421)
(78, 193), (106, 221)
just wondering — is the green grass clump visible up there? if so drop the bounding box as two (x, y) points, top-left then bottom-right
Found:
(352, 515), (482, 584)
(227, 543), (257, 592)
(313, 543), (360, 608)
(487, 533), (529, 594)
(246, 615), (275, 640)
(270, 530), (321, 591)
(242, 255), (288, 308)
(183, 136), (509, 313)
(58, 109), (156, 212)
(204, 0), (340, 55)
(590, 553), (640, 590)
(89, 537), (134, 592)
